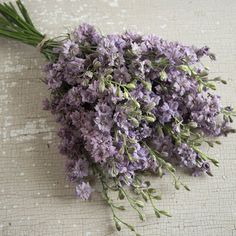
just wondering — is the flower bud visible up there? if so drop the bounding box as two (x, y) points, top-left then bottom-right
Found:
(115, 221), (121, 231)
(129, 117), (139, 127)
(159, 210), (172, 217)
(157, 126), (164, 138)
(144, 115), (156, 123)
(132, 100), (140, 108)
(128, 137), (137, 144)
(139, 213), (145, 221)
(153, 195), (162, 200)
(178, 65), (191, 74)
(105, 68), (113, 76)
(84, 71), (93, 78)
(165, 163), (175, 172)
(118, 190), (125, 200)
(155, 210), (161, 218)
(106, 74), (113, 80)
(93, 60), (101, 69)
(124, 90), (129, 99)
(142, 81), (152, 91)
(146, 102), (156, 111)
(141, 191), (148, 202)
(174, 181), (180, 190)
(128, 146), (136, 153)
(198, 71), (208, 77)
(117, 205), (125, 211)
(206, 141), (214, 147)
(184, 185), (190, 191)
(207, 82), (216, 90)
(221, 79), (227, 84)
(158, 166), (163, 177)
(144, 181), (151, 187)
(176, 139), (181, 145)
(188, 121), (198, 128)
(118, 146), (125, 155)
(215, 140), (221, 145)
(126, 49), (135, 57)
(128, 225), (135, 232)
(125, 83), (136, 90)
(99, 79), (105, 93)
(135, 200), (144, 208)
(81, 78), (89, 87)
(147, 188), (156, 194)
(159, 70), (168, 81)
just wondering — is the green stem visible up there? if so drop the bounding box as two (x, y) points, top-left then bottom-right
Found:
(144, 142), (190, 191)
(94, 166), (139, 235)
(0, 0), (60, 61)
(119, 186), (145, 221)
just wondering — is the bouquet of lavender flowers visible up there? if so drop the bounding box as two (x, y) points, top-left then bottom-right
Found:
(0, 1), (235, 235)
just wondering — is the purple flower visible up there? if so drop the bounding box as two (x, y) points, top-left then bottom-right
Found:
(76, 182), (93, 200)
(67, 159), (89, 181)
(95, 103), (114, 132)
(62, 40), (80, 56)
(159, 101), (179, 123)
(175, 143), (197, 168)
(73, 23), (101, 45)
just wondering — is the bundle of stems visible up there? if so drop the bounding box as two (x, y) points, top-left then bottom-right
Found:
(0, 0), (59, 61)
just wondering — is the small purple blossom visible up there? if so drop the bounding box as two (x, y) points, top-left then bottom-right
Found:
(176, 143), (197, 169)
(76, 182), (93, 200)
(66, 159), (89, 181)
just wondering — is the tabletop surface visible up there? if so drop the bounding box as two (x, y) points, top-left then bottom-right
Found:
(0, 0), (236, 235)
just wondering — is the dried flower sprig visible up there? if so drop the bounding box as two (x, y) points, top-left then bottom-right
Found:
(0, 1), (235, 235)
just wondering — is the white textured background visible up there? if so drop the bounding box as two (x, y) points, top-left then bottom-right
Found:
(0, 0), (236, 235)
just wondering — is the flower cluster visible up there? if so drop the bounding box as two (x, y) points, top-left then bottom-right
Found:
(0, 1), (234, 234)
(43, 23), (235, 234)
